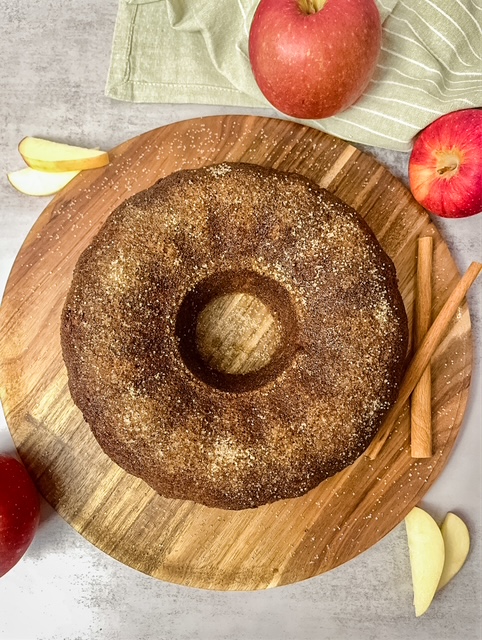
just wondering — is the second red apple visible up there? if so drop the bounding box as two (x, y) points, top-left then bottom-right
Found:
(249, 0), (382, 120)
(0, 455), (40, 578)
(409, 109), (482, 219)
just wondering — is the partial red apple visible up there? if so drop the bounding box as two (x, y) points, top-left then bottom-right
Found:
(409, 109), (482, 218)
(248, 0), (381, 120)
(0, 455), (40, 577)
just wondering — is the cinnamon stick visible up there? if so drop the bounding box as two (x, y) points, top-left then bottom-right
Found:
(411, 236), (433, 458)
(366, 261), (482, 460)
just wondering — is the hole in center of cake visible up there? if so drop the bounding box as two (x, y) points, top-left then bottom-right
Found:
(195, 293), (281, 375)
(175, 270), (299, 392)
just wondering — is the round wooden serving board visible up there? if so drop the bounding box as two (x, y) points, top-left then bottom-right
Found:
(0, 116), (473, 590)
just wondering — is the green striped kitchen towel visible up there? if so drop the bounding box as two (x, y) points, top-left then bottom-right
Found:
(105, 0), (482, 151)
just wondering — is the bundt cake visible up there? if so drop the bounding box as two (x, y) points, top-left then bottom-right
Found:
(61, 162), (408, 510)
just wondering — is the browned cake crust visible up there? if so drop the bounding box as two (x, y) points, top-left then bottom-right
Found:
(61, 162), (408, 510)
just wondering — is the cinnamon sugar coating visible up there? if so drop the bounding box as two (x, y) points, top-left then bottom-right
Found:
(61, 163), (408, 510)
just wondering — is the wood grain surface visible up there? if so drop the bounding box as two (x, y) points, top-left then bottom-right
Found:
(0, 116), (473, 591)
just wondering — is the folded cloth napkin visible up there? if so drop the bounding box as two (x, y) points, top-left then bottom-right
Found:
(106, 0), (482, 151)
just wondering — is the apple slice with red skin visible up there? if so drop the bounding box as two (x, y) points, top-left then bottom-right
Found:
(249, 0), (381, 119)
(409, 109), (482, 218)
(0, 455), (40, 577)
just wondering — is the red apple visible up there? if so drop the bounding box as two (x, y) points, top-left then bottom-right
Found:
(0, 455), (40, 577)
(409, 109), (482, 219)
(248, 0), (381, 120)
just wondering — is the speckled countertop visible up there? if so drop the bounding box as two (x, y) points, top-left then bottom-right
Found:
(0, 2), (481, 639)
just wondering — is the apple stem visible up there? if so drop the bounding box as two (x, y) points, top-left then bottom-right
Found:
(298, 0), (327, 14)
(436, 150), (461, 177)
(437, 162), (458, 175)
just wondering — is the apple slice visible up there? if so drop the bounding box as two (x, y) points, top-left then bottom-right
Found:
(18, 136), (109, 172)
(437, 512), (470, 591)
(405, 506), (445, 617)
(8, 167), (80, 196)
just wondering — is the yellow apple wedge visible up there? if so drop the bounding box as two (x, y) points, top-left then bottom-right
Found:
(18, 136), (109, 172)
(405, 506), (445, 617)
(437, 512), (470, 591)
(7, 167), (80, 196)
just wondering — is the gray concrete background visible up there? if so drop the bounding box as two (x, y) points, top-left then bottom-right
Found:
(0, 1), (481, 639)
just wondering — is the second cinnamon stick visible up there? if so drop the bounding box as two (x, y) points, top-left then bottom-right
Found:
(411, 236), (433, 458)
